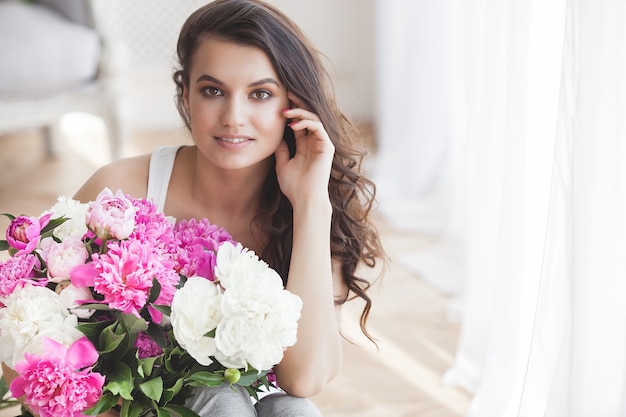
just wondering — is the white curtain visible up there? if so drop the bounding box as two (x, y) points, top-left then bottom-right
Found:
(375, 0), (626, 415)
(373, 0), (468, 297)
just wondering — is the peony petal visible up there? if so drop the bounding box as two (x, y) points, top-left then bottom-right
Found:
(65, 336), (99, 370)
(70, 263), (99, 287)
(9, 374), (27, 398)
(38, 212), (53, 229)
(41, 336), (69, 361)
(147, 305), (163, 325)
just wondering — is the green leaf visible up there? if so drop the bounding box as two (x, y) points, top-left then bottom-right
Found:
(119, 313), (149, 338)
(164, 347), (186, 373)
(162, 377), (184, 403)
(0, 213), (16, 221)
(138, 355), (160, 378)
(83, 392), (119, 416)
(99, 326), (127, 354)
(162, 405), (201, 417)
(120, 399), (145, 417)
(78, 303), (113, 311)
(39, 216), (69, 235)
(105, 314), (148, 358)
(148, 278), (162, 304)
(203, 328), (216, 338)
(151, 304), (172, 317)
(236, 368), (266, 386)
(0, 375), (20, 409)
(0, 240), (8, 252)
(77, 320), (112, 345)
(186, 371), (224, 387)
(176, 275), (187, 289)
(0, 375), (10, 399)
(147, 322), (168, 348)
(169, 346), (185, 356)
(120, 312), (150, 335)
(139, 377), (163, 402)
(105, 362), (134, 400)
(156, 408), (172, 417)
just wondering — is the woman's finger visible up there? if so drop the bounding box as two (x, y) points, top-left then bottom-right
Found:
(285, 108), (320, 122)
(284, 107), (320, 123)
(288, 118), (325, 137)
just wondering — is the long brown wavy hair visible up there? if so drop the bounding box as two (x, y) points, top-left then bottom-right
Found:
(173, 0), (385, 342)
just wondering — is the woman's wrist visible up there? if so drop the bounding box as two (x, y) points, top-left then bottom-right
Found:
(290, 194), (332, 215)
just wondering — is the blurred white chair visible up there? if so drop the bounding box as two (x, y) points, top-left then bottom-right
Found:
(88, 0), (207, 131)
(0, 0), (125, 160)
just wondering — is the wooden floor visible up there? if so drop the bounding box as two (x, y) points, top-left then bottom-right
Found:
(0, 118), (471, 417)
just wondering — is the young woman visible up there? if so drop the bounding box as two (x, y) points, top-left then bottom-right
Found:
(3, 0), (385, 415)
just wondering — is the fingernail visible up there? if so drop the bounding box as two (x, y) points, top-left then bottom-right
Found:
(282, 108), (291, 113)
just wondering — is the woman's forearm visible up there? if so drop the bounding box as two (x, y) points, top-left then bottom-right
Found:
(274, 198), (343, 397)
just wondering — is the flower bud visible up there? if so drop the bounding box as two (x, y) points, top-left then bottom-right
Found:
(224, 368), (241, 384)
(87, 188), (136, 240)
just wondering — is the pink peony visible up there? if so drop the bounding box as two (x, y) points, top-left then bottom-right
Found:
(75, 238), (179, 320)
(126, 197), (181, 323)
(144, 251), (180, 324)
(174, 218), (235, 280)
(0, 255), (37, 300)
(69, 263), (99, 288)
(6, 214), (52, 256)
(89, 240), (154, 316)
(176, 243), (216, 281)
(146, 266), (180, 324)
(10, 336), (104, 417)
(129, 197), (179, 256)
(135, 332), (164, 359)
(87, 188), (136, 240)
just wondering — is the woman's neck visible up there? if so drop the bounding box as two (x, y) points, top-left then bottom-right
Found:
(166, 146), (272, 252)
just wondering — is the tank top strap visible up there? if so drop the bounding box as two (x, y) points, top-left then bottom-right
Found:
(146, 145), (182, 213)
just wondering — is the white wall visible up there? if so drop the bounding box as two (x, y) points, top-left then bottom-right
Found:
(268, 0), (376, 124)
(95, 0), (376, 131)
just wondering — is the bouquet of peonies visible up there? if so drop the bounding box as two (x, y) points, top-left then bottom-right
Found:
(0, 188), (302, 417)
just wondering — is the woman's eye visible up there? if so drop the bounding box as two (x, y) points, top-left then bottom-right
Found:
(203, 87), (222, 96)
(251, 90), (271, 100)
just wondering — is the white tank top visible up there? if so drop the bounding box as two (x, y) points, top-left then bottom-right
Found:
(146, 146), (183, 213)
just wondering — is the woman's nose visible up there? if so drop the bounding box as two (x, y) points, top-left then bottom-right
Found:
(220, 97), (246, 127)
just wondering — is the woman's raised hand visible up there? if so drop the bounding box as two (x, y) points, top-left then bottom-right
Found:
(274, 92), (335, 207)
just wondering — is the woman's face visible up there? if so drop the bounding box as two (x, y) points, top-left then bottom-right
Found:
(183, 37), (289, 171)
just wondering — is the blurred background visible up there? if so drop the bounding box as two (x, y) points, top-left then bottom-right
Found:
(1, 0), (625, 416)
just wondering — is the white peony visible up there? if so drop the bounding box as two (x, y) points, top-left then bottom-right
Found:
(45, 195), (89, 241)
(215, 266), (302, 371)
(170, 277), (223, 366)
(0, 284), (79, 367)
(57, 282), (95, 319)
(214, 242), (269, 289)
(21, 318), (84, 360)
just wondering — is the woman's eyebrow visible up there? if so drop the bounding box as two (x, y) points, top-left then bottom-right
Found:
(248, 78), (280, 88)
(195, 74), (280, 87)
(195, 74), (224, 85)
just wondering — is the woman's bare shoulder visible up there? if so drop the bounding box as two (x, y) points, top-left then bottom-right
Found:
(73, 154), (152, 202)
